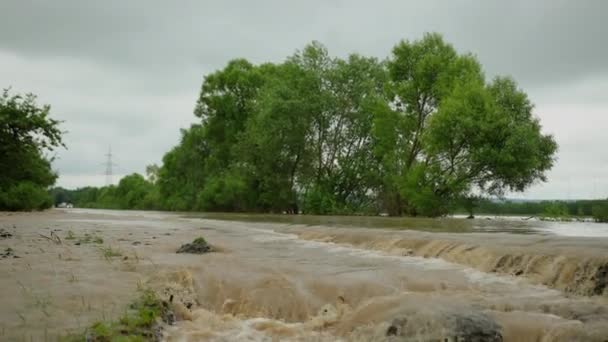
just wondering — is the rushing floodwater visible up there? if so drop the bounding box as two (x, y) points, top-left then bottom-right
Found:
(1, 209), (607, 341)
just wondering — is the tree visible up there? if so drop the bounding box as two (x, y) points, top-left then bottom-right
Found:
(592, 202), (608, 223)
(0, 89), (64, 210)
(371, 33), (557, 215)
(157, 125), (209, 211)
(115, 173), (154, 209)
(241, 43), (387, 214)
(154, 33), (557, 217)
(145, 164), (160, 184)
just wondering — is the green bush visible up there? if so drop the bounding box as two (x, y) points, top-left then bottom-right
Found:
(542, 202), (570, 220)
(0, 182), (53, 211)
(61, 288), (165, 342)
(592, 203), (608, 223)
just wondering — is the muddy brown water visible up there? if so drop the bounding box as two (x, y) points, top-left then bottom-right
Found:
(0, 209), (607, 341)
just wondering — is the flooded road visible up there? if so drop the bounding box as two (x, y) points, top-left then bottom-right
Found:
(1, 209), (607, 341)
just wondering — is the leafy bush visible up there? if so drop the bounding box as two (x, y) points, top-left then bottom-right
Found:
(61, 288), (166, 342)
(542, 202), (570, 220)
(592, 203), (608, 223)
(0, 182), (53, 211)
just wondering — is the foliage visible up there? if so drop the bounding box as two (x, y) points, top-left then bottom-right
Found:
(592, 203), (608, 223)
(541, 202), (570, 220)
(459, 198), (608, 220)
(374, 34), (557, 215)
(100, 246), (122, 260)
(193, 237), (207, 245)
(52, 33), (558, 217)
(61, 288), (165, 342)
(0, 181), (53, 210)
(0, 89), (64, 211)
(54, 173), (158, 210)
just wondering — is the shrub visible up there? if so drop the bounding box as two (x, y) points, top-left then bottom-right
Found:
(0, 182), (53, 211)
(592, 203), (608, 223)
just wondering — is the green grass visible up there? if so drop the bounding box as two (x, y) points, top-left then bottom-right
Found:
(100, 246), (122, 260)
(66, 231), (104, 244)
(60, 288), (166, 342)
(192, 237), (207, 245)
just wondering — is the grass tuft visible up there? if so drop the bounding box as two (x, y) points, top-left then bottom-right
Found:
(192, 237), (207, 245)
(100, 246), (122, 260)
(60, 288), (167, 342)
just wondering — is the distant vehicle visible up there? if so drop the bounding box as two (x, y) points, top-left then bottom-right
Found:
(56, 202), (74, 209)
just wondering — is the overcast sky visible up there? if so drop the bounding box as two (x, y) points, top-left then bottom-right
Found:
(1, 0), (607, 199)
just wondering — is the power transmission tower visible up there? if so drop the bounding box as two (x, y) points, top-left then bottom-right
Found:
(104, 146), (117, 186)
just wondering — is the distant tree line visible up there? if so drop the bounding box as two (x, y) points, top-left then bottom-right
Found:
(50, 173), (160, 210)
(455, 198), (608, 222)
(48, 33), (558, 217)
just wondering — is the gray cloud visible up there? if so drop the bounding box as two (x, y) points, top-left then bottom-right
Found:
(1, 0), (607, 198)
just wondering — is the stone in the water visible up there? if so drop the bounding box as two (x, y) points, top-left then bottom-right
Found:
(1, 247), (16, 259)
(0, 229), (13, 239)
(386, 308), (503, 341)
(176, 237), (213, 254)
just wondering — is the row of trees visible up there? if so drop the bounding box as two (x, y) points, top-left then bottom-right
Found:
(7, 33), (559, 216)
(1, 89), (63, 210)
(51, 173), (160, 210)
(153, 33), (557, 216)
(462, 198), (608, 222)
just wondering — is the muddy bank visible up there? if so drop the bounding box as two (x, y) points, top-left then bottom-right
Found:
(286, 226), (608, 297)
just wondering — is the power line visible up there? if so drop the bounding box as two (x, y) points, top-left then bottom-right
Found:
(104, 146), (117, 186)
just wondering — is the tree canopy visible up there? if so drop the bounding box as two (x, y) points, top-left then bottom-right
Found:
(1, 89), (64, 210)
(48, 33), (559, 217)
(152, 33), (557, 216)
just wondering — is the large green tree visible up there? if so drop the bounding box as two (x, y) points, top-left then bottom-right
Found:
(0, 89), (64, 210)
(371, 33), (557, 216)
(156, 33), (557, 217)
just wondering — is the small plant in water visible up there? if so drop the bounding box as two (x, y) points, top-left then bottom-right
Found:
(70, 232), (104, 245)
(65, 230), (76, 240)
(82, 233), (104, 244)
(192, 237), (207, 245)
(60, 288), (168, 342)
(100, 246), (122, 260)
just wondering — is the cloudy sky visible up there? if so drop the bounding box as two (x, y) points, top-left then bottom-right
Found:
(1, 0), (606, 199)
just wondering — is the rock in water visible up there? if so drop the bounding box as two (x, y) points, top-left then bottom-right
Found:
(176, 237), (213, 254)
(386, 308), (503, 341)
(0, 228), (13, 239)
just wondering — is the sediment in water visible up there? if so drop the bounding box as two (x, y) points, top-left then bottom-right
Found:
(153, 269), (608, 341)
(288, 227), (608, 297)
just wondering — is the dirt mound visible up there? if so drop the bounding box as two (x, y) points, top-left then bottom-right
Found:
(176, 237), (213, 254)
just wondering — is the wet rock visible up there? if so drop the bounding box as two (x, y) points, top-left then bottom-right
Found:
(176, 237), (213, 254)
(1, 247), (17, 259)
(0, 228), (13, 239)
(592, 263), (608, 296)
(132, 241), (142, 246)
(386, 309), (503, 341)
